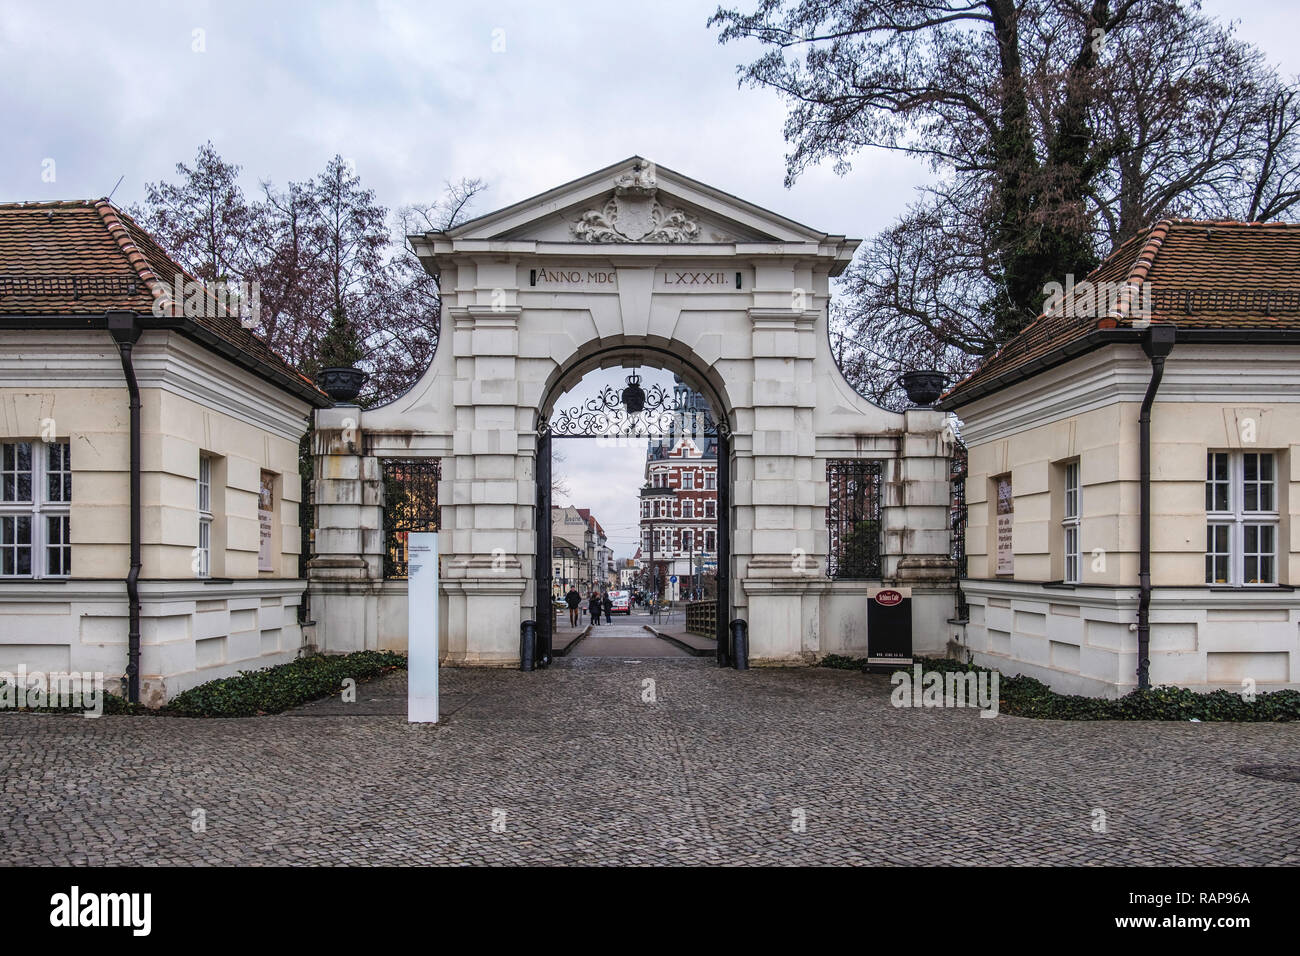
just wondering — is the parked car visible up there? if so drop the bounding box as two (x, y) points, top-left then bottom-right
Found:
(609, 590), (632, 615)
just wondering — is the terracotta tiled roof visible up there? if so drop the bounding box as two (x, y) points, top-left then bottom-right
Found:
(575, 507), (605, 537)
(941, 219), (1300, 408)
(0, 199), (327, 405)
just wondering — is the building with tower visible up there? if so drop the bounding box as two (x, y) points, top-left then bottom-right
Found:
(639, 378), (719, 600)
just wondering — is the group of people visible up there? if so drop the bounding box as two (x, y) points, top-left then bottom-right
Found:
(564, 587), (612, 626)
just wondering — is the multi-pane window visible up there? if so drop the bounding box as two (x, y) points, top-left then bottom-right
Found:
(197, 455), (213, 578)
(705, 499), (715, 519)
(682, 530), (693, 552)
(683, 499), (693, 518)
(705, 530), (716, 552)
(1, 440), (71, 578)
(705, 473), (716, 490)
(1063, 461), (1081, 584)
(1205, 451), (1278, 585)
(683, 472), (694, 490)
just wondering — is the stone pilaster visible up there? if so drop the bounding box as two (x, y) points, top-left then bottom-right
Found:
(888, 407), (957, 654)
(440, 295), (531, 664)
(740, 297), (826, 661)
(308, 405), (384, 653)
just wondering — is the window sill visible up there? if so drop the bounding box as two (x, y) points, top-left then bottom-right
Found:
(1206, 584), (1295, 592)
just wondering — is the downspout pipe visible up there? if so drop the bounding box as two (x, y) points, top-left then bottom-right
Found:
(108, 312), (143, 704)
(1137, 325), (1176, 690)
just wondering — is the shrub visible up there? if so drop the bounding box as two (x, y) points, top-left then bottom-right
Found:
(0, 681), (145, 716)
(165, 650), (407, 718)
(821, 654), (1300, 721)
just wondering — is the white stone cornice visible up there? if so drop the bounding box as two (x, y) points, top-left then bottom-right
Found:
(464, 305), (523, 323)
(0, 329), (311, 441)
(957, 343), (1300, 444)
(749, 308), (819, 328)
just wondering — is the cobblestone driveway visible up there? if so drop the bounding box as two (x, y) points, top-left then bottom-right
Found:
(4, 659), (1298, 865)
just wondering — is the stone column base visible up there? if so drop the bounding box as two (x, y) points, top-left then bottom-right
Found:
(442, 575), (527, 665)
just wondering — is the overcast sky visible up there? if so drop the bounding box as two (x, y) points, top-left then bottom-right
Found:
(2, 0), (1294, 557)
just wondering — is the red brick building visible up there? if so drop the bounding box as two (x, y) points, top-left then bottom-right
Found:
(638, 381), (718, 599)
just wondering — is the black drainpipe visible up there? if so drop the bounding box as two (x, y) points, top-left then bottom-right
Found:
(108, 312), (143, 704)
(1137, 325), (1176, 690)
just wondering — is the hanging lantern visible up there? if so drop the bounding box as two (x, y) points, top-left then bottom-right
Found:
(621, 372), (646, 414)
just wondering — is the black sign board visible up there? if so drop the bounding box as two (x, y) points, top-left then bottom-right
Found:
(867, 587), (913, 665)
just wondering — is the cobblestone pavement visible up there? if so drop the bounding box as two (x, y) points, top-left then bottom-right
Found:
(4, 659), (1299, 866)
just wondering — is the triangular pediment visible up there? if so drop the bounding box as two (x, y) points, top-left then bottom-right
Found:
(433, 156), (837, 245)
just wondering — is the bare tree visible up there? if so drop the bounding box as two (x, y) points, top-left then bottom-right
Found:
(712, 1), (1300, 397)
(132, 141), (257, 284)
(134, 147), (488, 405)
(365, 178), (488, 405)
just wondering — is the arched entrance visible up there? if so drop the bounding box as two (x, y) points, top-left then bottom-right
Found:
(533, 348), (733, 666)
(307, 157), (957, 666)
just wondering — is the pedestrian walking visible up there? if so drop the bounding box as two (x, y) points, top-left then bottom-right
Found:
(565, 586), (581, 627)
(588, 590), (601, 626)
(602, 591), (613, 624)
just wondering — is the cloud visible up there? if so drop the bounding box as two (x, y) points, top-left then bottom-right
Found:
(0, 0), (929, 243)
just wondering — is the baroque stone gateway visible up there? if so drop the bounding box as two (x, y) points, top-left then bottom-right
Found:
(309, 157), (957, 665)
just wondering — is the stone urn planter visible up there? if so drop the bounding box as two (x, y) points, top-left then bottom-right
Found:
(897, 370), (946, 407)
(316, 366), (368, 404)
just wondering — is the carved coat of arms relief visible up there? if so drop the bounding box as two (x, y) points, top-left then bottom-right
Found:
(570, 162), (704, 243)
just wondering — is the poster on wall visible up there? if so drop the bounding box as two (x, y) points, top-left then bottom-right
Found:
(258, 471), (274, 572)
(996, 475), (1014, 575)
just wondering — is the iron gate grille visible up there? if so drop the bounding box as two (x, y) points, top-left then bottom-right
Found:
(951, 439), (968, 579)
(950, 438), (969, 621)
(826, 459), (883, 579)
(382, 458), (441, 579)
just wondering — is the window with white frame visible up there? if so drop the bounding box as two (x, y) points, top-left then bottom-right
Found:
(683, 472), (694, 490)
(197, 455), (213, 578)
(1205, 451), (1278, 586)
(705, 472), (716, 490)
(683, 499), (693, 518)
(682, 529), (693, 551)
(1063, 460), (1081, 584)
(705, 530), (716, 552)
(1, 440), (72, 578)
(705, 499), (715, 519)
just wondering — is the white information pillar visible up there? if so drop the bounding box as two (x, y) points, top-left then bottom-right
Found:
(407, 532), (439, 723)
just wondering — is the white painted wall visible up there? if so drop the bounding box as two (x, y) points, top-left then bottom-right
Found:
(954, 342), (1300, 693)
(0, 329), (313, 704)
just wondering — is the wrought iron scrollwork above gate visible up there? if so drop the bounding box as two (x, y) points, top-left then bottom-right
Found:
(547, 375), (720, 439)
